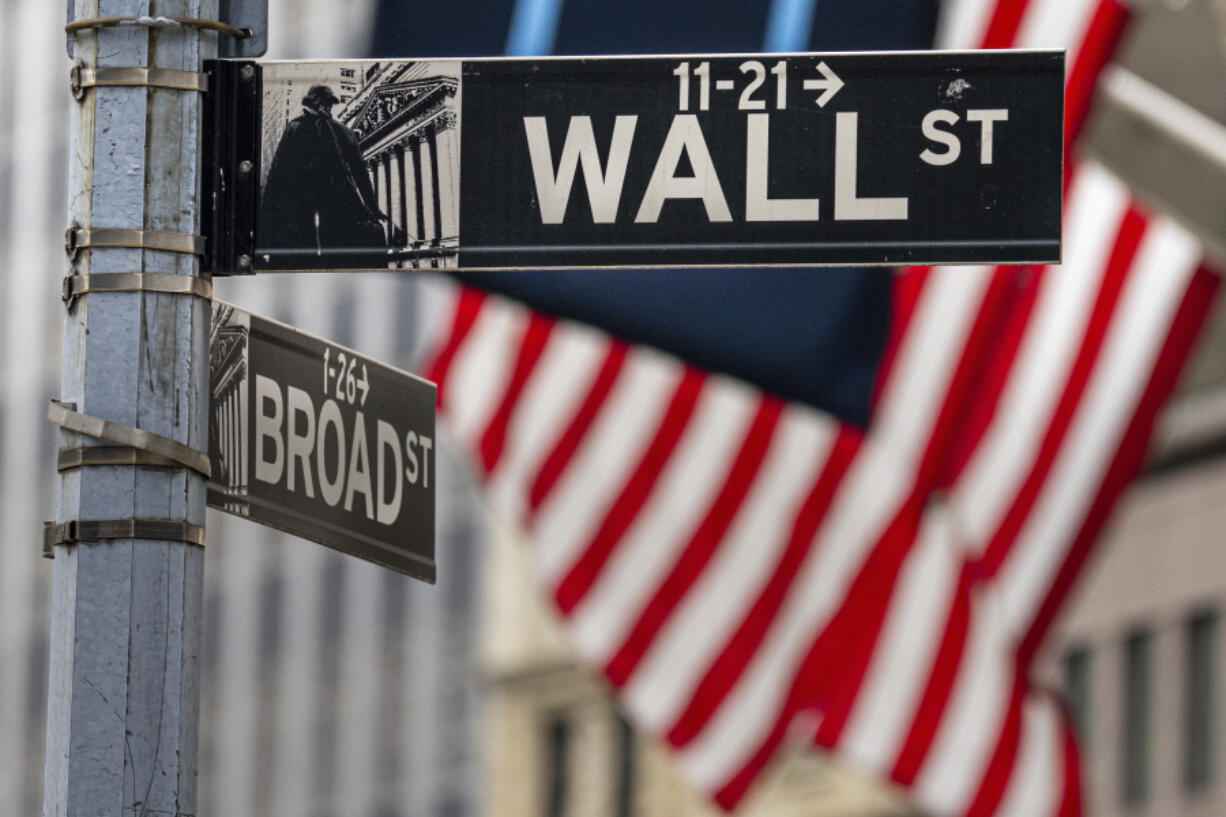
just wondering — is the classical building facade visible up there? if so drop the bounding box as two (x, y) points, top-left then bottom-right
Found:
(339, 63), (461, 265)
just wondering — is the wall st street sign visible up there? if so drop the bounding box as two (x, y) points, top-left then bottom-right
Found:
(208, 302), (437, 582)
(203, 50), (1064, 273)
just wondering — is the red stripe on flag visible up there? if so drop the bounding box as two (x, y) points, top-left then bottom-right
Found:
(1064, 0), (1129, 149)
(891, 566), (973, 785)
(479, 313), (556, 474)
(605, 397), (785, 686)
(963, 675), (1026, 817)
(1057, 710), (1084, 817)
(872, 267), (931, 408)
(980, 0), (1030, 48)
(528, 341), (629, 514)
(666, 426), (862, 747)
(425, 288), (486, 411)
(939, 267), (1044, 489)
(1018, 265), (1221, 666)
(554, 368), (707, 614)
(976, 208), (1146, 578)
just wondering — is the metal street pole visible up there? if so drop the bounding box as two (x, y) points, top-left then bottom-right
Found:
(45, 2), (216, 814)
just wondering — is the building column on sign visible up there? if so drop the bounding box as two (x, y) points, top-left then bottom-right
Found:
(395, 143), (410, 246)
(381, 153), (395, 246)
(430, 120), (458, 242)
(417, 133), (437, 246)
(410, 137), (427, 247)
(369, 160), (381, 212)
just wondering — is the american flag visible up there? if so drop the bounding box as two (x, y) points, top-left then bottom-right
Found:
(416, 0), (1220, 814)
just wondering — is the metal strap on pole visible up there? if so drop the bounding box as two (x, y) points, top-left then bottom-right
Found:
(65, 227), (206, 259)
(47, 400), (211, 479)
(57, 445), (189, 472)
(65, 15), (252, 41)
(71, 64), (209, 100)
(61, 272), (213, 309)
(43, 519), (207, 558)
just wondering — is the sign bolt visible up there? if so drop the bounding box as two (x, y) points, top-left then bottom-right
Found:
(239, 160), (253, 176)
(240, 64), (256, 83)
(238, 254), (252, 271)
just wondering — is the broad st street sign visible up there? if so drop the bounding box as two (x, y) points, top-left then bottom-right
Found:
(207, 302), (437, 582)
(202, 50), (1064, 273)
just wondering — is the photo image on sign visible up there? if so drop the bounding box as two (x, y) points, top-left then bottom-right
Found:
(258, 60), (460, 269)
(208, 302), (251, 515)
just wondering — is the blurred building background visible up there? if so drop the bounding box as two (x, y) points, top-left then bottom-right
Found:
(1, 2), (1225, 817)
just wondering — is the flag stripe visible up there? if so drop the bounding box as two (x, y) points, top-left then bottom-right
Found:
(651, 426), (859, 736)
(567, 380), (762, 666)
(554, 368), (707, 612)
(528, 341), (629, 513)
(479, 312), (556, 473)
(605, 397), (784, 684)
(487, 320), (614, 520)
(533, 352), (683, 585)
(1062, 1), (1129, 146)
(426, 288), (485, 409)
(621, 410), (840, 733)
(672, 269), (993, 791)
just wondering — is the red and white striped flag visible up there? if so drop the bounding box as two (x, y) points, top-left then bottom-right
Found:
(420, 0), (1220, 814)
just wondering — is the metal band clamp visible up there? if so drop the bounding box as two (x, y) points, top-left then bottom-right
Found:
(66, 227), (206, 260)
(71, 64), (209, 101)
(47, 401), (211, 479)
(57, 445), (190, 473)
(44, 518), (206, 557)
(65, 16), (252, 41)
(62, 272), (213, 309)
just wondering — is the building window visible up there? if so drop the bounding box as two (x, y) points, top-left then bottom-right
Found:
(1062, 645), (1092, 747)
(1184, 610), (1217, 792)
(1122, 628), (1153, 806)
(543, 714), (571, 817)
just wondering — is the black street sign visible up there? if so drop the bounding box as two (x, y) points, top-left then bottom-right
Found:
(203, 50), (1064, 273)
(207, 302), (436, 582)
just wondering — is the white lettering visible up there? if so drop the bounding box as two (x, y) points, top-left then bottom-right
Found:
(967, 109), (1008, 164)
(285, 385), (316, 497)
(254, 374), (284, 485)
(834, 112), (909, 221)
(524, 115), (638, 224)
(418, 435), (433, 490)
(344, 410), (374, 520)
(635, 114), (732, 223)
(745, 114), (820, 221)
(920, 109), (961, 166)
(376, 419), (404, 526)
(405, 430), (419, 486)
(317, 399), (346, 507)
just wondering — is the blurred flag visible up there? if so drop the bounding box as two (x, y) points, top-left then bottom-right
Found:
(378, 0), (1220, 815)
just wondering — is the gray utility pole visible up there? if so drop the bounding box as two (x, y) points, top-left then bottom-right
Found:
(45, 2), (216, 814)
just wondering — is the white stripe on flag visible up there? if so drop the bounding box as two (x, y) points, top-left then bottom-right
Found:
(912, 594), (1011, 816)
(444, 303), (521, 448)
(568, 379), (760, 665)
(487, 322), (610, 520)
(936, 0), (997, 48)
(958, 163), (1130, 556)
(999, 216), (1200, 633)
(677, 267), (994, 792)
(838, 162), (1129, 777)
(839, 503), (961, 773)
(995, 698), (1062, 817)
(1016, 0), (1101, 62)
(533, 351), (684, 586)
(623, 407), (838, 732)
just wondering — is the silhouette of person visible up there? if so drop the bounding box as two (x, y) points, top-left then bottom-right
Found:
(259, 84), (387, 254)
